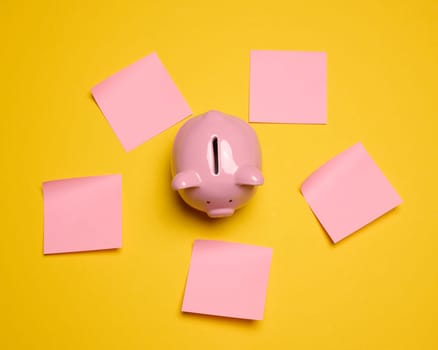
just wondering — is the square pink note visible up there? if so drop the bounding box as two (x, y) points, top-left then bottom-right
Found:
(249, 50), (327, 124)
(182, 240), (273, 320)
(91, 52), (192, 151)
(43, 174), (122, 254)
(301, 143), (402, 243)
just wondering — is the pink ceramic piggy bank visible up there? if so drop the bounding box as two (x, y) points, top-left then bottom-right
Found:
(171, 110), (264, 218)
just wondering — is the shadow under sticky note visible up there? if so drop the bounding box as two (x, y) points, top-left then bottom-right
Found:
(249, 50), (327, 124)
(43, 174), (122, 254)
(91, 52), (192, 151)
(182, 239), (273, 320)
(301, 143), (402, 243)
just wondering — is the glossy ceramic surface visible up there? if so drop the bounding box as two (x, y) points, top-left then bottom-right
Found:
(171, 110), (264, 218)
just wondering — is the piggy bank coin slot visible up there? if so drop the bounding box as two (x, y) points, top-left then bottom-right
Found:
(212, 136), (219, 175)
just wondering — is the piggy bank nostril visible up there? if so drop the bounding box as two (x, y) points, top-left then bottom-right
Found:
(206, 201), (211, 204)
(229, 199), (233, 203)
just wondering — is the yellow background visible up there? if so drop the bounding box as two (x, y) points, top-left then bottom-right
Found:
(1, 0), (437, 349)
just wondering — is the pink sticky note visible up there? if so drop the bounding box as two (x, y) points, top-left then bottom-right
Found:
(43, 174), (122, 254)
(249, 50), (327, 124)
(301, 143), (402, 243)
(91, 52), (192, 151)
(182, 240), (273, 320)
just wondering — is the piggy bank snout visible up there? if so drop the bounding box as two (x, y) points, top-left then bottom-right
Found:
(207, 208), (235, 218)
(176, 174), (258, 217)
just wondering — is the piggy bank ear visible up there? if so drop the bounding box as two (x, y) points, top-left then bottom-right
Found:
(235, 166), (264, 186)
(172, 170), (202, 190)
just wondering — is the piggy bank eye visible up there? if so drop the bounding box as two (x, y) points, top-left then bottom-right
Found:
(228, 199), (233, 203)
(206, 201), (211, 204)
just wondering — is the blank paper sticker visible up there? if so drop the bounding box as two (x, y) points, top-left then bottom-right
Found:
(301, 143), (402, 243)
